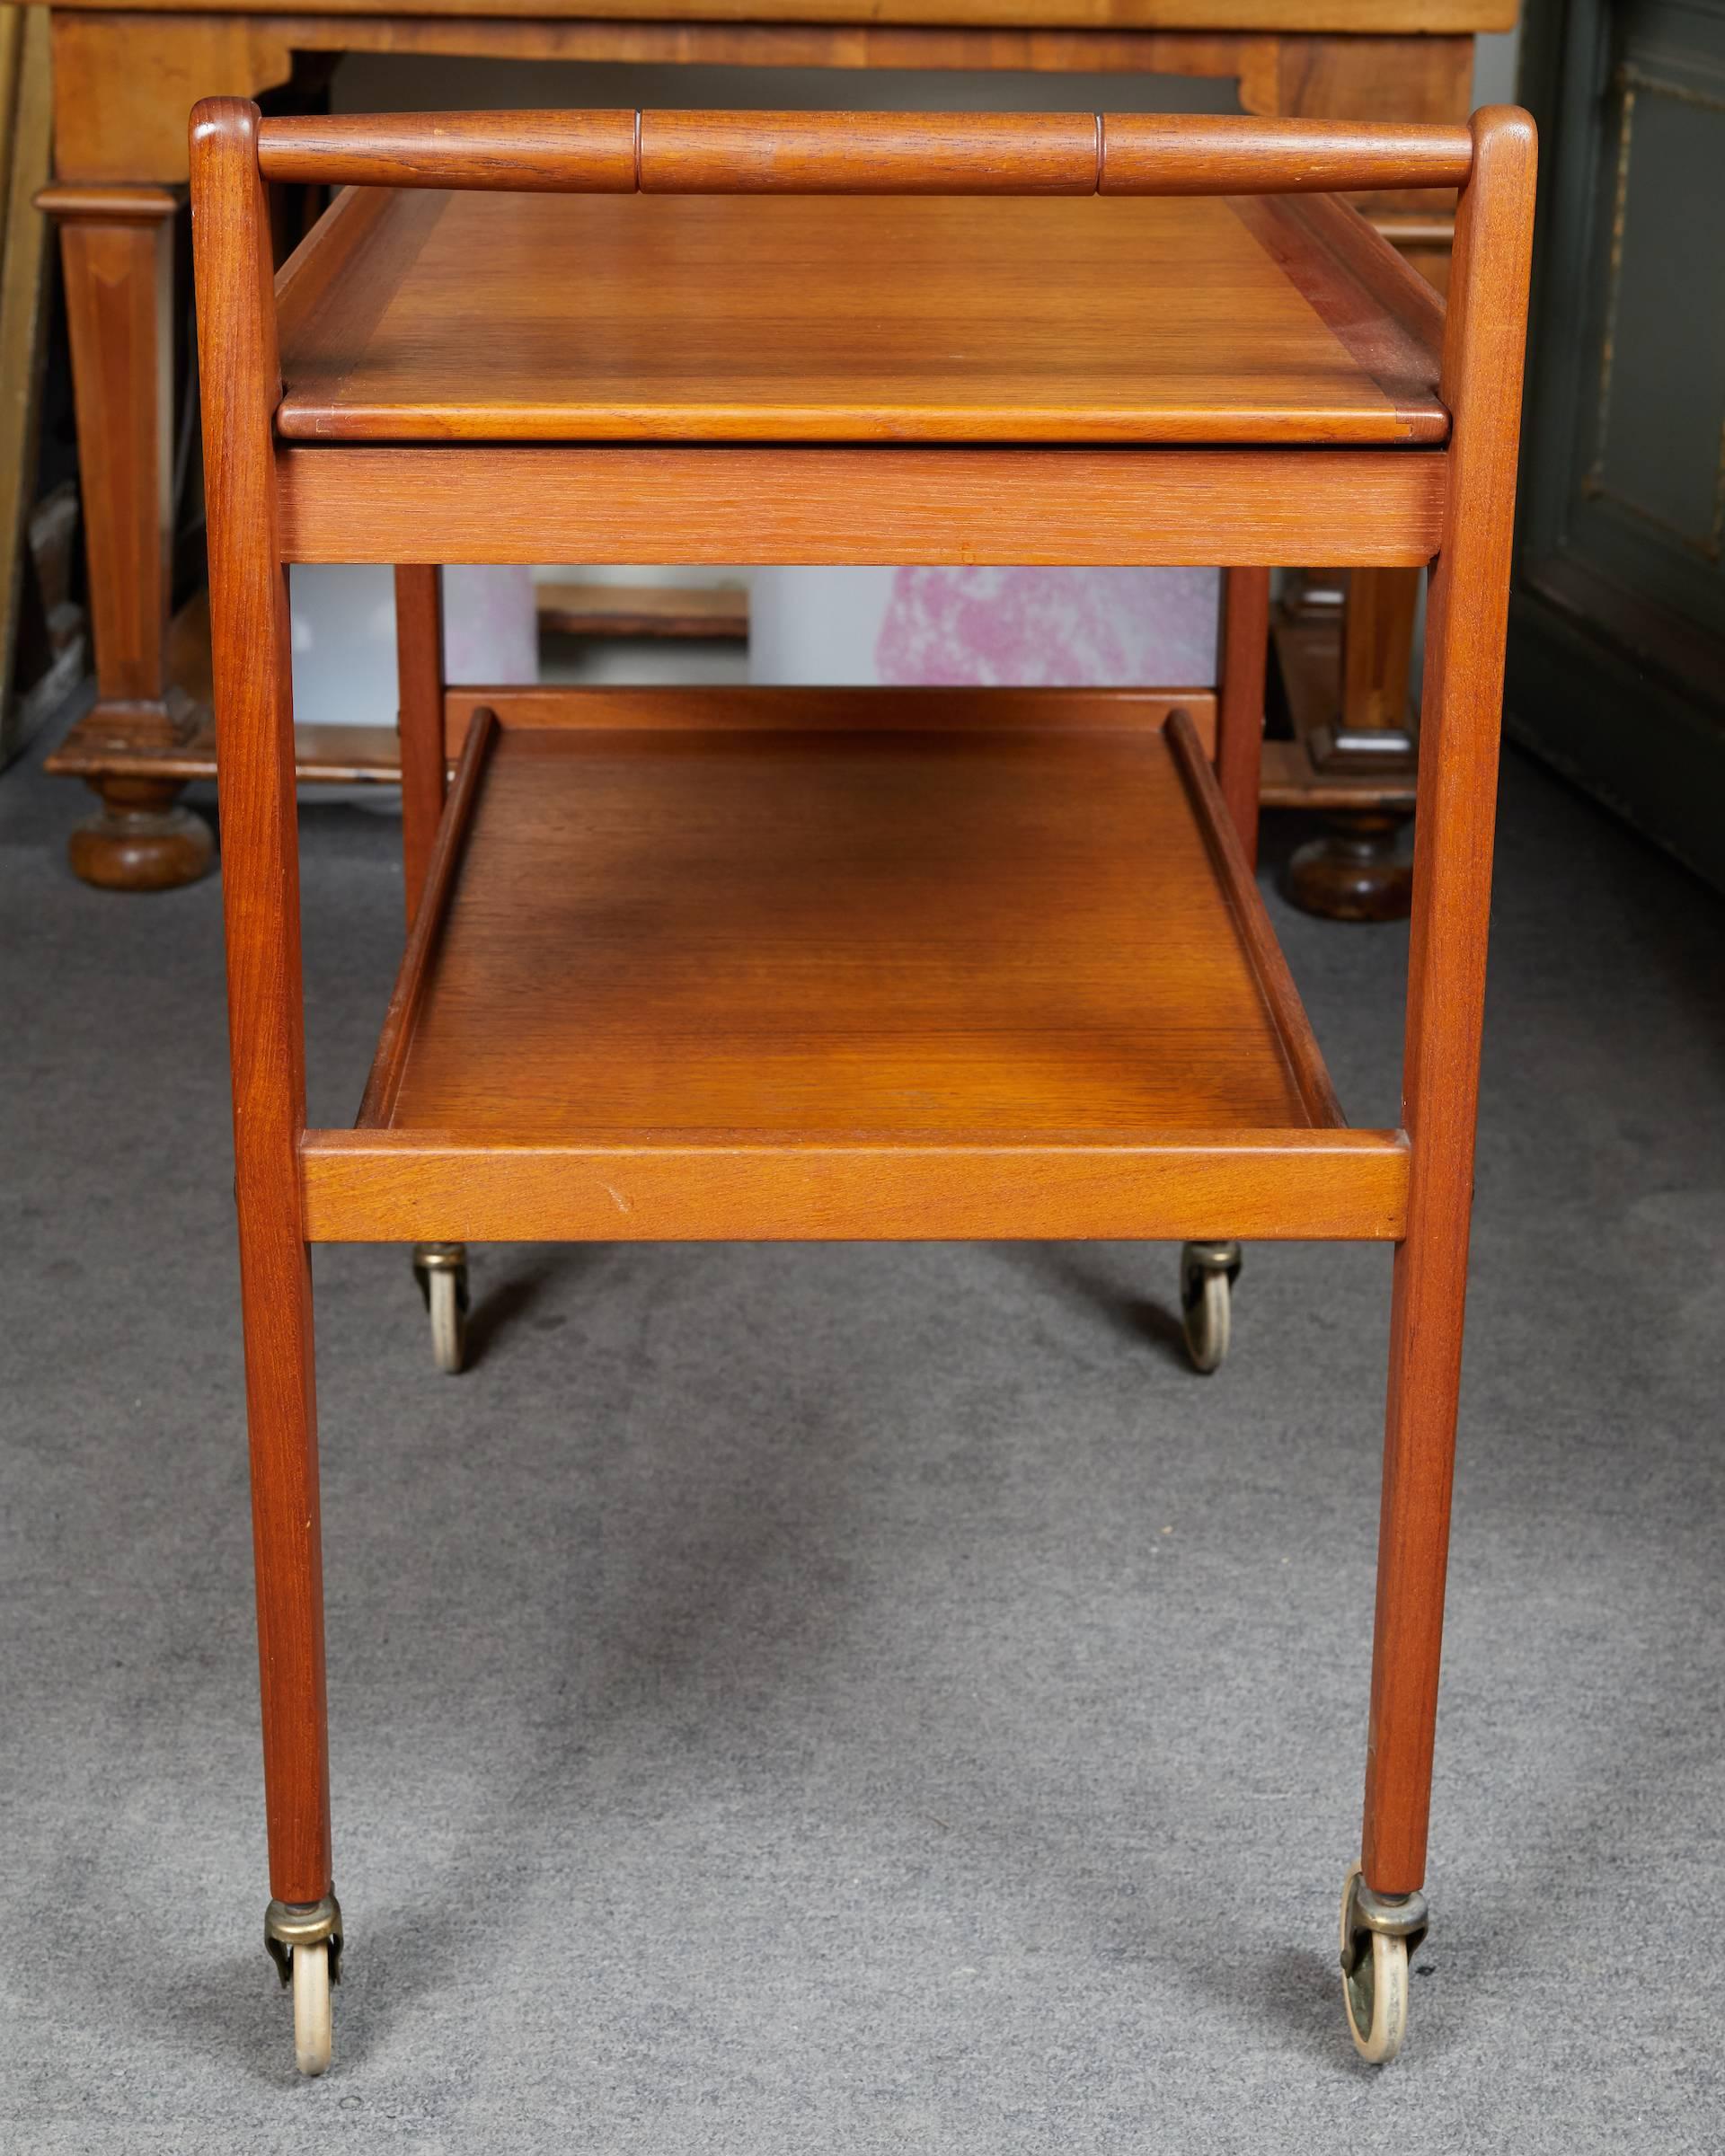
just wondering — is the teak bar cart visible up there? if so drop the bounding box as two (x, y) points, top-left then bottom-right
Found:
(190, 98), (1535, 2077)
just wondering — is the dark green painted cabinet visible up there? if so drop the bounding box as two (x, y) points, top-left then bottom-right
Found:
(1510, 0), (1725, 887)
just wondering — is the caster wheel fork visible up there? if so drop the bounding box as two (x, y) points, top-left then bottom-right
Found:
(413, 1241), (470, 1374)
(1339, 1864), (1426, 2063)
(1180, 1240), (1241, 1374)
(266, 1895), (342, 2078)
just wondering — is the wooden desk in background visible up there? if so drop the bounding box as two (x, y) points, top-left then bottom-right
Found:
(30, 0), (1512, 903)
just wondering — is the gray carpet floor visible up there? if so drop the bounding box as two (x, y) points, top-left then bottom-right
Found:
(1, 729), (1721, 2154)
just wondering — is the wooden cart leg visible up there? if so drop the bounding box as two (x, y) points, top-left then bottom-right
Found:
(193, 100), (338, 2073)
(1215, 565), (1269, 864)
(393, 565), (472, 1372)
(1346, 108), (1535, 2066)
(241, 1187), (334, 1904)
(394, 564), (447, 927)
(1174, 566), (1268, 1372)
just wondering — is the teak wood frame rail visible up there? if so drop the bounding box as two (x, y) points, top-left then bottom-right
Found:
(252, 107), (1477, 195)
(191, 96), (1535, 2026)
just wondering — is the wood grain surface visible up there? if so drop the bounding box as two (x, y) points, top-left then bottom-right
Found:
(272, 187), (1446, 446)
(637, 109), (1099, 192)
(1165, 706), (1340, 1127)
(1362, 107), (1537, 1896)
(190, 95), (331, 1909)
(1214, 568), (1269, 858)
(358, 704), (494, 1129)
(534, 580), (748, 641)
(260, 107), (637, 190)
(276, 445), (1447, 566)
(45, 183), (178, 705)
(54, 0), (1521, 31)
(438, 685), (1216, 753)
(300, 1127), (1410, 1244)
(1099, 111), (1469, 191)
(252, 102), (1466, 196)
(360, 712), (1342, 1149)
(255, 105), (1474, 197)
(393, 564), (446, 926)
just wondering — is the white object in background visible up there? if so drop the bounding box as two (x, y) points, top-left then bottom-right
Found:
(288, 565), (537, 727)
(750, 567), (1221, 688)
(442, 565), (540, 686)
(750, 568), (898, 685)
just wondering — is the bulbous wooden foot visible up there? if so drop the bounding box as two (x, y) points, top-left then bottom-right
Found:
(1286, 812), (1412, 922)
(67, 776), (215, 892)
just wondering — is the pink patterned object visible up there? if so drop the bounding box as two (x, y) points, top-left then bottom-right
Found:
(875, 567), (1219, 687)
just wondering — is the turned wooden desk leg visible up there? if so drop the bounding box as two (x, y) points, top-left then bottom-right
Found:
(1268, 33), (1467, 923)
(1283, 567), (1419, 921)
(42, 182), (213, 891)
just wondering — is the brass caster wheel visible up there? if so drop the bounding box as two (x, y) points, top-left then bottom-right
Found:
(1340, 1864), (1425, 2064)
(413, 1241), (470, 1374)
(266, 1896), (342, 2079)
(1180, 1241), (1240, 1374)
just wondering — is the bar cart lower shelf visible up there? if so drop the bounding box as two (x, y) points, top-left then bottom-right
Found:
(301, 689), (1408, 1268)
